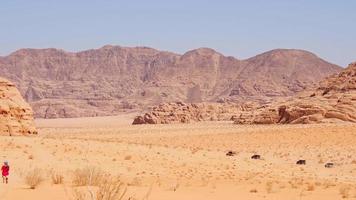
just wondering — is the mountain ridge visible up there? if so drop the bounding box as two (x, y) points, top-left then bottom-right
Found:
(3, 45), (340, 64)
(0, 45), (342, 118)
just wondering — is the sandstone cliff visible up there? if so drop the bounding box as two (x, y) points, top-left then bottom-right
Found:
(234, 62), (356, 124)
(0, 78), (37, 136)
(132, 102), (257, 124)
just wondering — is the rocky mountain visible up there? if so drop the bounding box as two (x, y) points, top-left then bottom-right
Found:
(132, 102), (257, 125)
(234, 62), (356, 124)
(0, 77), (37, 135)
(0, 45), (341, 118)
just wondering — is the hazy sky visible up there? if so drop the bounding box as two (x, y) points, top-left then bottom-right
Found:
(1, 0), (355, 66)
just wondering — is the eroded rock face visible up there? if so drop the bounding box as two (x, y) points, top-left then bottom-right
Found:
(234, 63), (356, 124)
(0, 46), (341, 118)
(133, 102), (257, 124)
(0, 78), (37, 136)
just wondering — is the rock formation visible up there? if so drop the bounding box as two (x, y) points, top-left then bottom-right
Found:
(132, 102), (257, 124)
(234, 62), (356, 124)
(0, 45), (341, 118)
(0, 78), (37, 136)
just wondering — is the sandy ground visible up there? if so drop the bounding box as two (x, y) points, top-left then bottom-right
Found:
(0, 114), (356, 199)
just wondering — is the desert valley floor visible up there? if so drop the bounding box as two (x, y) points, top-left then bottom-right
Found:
(0, 114), (356, 200)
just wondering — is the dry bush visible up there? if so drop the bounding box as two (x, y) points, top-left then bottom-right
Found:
(249, 188), (258, 193)
(289, 178), (305, 189)
(25, 168), (43, 189)
(339, 186), (350, 198)
(318, 158), (324, 164)
(124, 155), (132, 160)
(72, 189), (90, 200)
(306, 183), (315, 191)
(265, 181), (273, 193)
(51, 171), (64, 184)
(96, 177), (127, 200)
(72, 176), (128, 200)
(323, 180), (337, 189)
(127, 177), (142, 187)
(72, 167), (105, 186)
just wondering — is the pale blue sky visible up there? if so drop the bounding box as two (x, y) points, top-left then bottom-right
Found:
(1, 0), (355, 66)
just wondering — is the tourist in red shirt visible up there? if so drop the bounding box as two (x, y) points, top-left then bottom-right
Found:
(1, 161), (9, 184)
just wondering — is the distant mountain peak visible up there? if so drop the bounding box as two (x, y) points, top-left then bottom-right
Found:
(9, 48), (65, 56)
(183, 47), (221, 56)
(250, 49), (320, 60)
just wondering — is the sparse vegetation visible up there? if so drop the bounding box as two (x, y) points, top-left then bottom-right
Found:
(24, 168), (43, 189)
(124, 155), (132, 160)
(72, 173), (128, 200)
(1, 120), (356, 199)
(72, 167), (105, 186)
(51, 171), (64, 184)
(249, 188), (258, 193)
(339, 186), (350, 198)
(306, 183), (315, 191)
(266, 181), (273, 193)
(96, 177), (127, 200)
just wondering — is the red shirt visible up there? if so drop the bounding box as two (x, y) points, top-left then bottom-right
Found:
(1, 165), (9, 176)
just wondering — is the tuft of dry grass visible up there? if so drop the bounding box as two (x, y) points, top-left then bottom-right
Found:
(306, 183), (315, 191)
(249, 188), (258, 193)
(51, 171), (64, 185)
(72, 189), (90, 200)
(124, 155), (132, 160)
(24, 168), (43, 189)
(323, 180), (337, 189)
(265, 181), (273, 193)
(72, 167), (105, 186)
(96, 177), (127, 200)
(72, 176), (128, 200)
(339, 186), (350, 199)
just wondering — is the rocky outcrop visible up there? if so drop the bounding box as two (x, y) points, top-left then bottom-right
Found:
(0, 78), (37, 136)
(133, 102), (257, 124)
(0, 46), (341, 118)
(234, 62), (356, 124)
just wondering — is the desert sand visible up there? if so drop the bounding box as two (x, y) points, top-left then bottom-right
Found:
(0, 114), (356, 200)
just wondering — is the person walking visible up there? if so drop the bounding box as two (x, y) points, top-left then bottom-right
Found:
(1, 161), (9, 184)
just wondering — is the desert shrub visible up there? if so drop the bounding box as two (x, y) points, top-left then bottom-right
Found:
(28, 154), (34, 160)
(51, 171), (64, 184)
(72, 167), (105, 186)
(72, 176), (127, 200)
(96, 177), (127, 200)
(72, 188), (90, 200)
(265, 181), (273, 193)
(339, 186), (350, 198)
(124, 155), (132, 160)
(307, 183), (315, 191)
(25, 168), (43, 189)
(249, 188), (258, 193)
